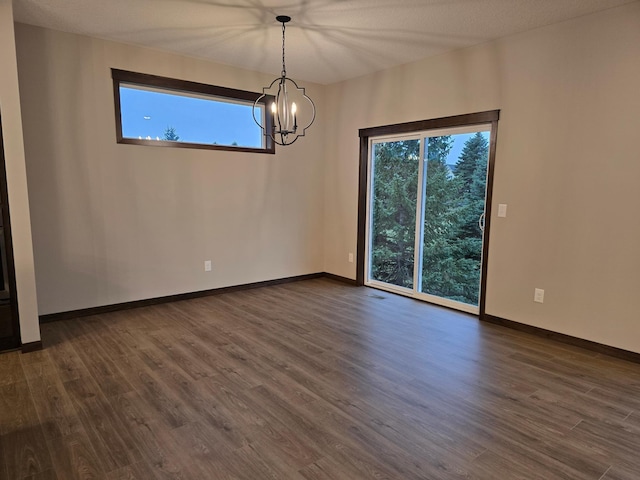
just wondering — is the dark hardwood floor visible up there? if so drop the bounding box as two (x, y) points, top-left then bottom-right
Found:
(1, 278), (640, 479)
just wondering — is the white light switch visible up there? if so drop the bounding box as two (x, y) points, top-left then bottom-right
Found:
(204, 260), (212, 272)
(348, 253), (354, 263)
(498, 204), (508, 218)
(534, 288), (544, 303)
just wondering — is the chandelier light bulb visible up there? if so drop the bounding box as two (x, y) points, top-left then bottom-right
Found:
(292, 102), (297, 129)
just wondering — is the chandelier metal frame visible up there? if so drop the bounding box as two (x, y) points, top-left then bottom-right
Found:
(253, 16), (316, 147)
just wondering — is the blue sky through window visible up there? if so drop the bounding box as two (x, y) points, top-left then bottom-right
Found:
(445, 132), (490, 166)
(119, 85), (264, 148)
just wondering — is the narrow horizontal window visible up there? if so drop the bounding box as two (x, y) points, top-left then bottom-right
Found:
(112, 69), (274, 154)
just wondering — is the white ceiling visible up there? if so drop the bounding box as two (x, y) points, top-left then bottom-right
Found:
(12, 0), (637, 85)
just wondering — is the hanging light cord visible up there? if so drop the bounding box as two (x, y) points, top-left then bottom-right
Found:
(281, 21), (287, 78)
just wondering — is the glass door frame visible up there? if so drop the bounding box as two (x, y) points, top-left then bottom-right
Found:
(357, 110), (500, 318)
(365, 132), (423, 297)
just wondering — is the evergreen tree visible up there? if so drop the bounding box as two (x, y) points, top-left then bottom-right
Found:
(422, 135), (466, 300)
(163, 126), (180, 141)
(454, 132), (489, 241)
(421, 133), (489, 304)
(456, 132), (488, 194)
(426, 136), (454, 163)
(370, 140), (419, 288)
(369, 132), (489, 306)
(448, 132), (489, 304)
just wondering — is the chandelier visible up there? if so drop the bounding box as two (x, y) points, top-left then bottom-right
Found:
(253, 16), (315, 146)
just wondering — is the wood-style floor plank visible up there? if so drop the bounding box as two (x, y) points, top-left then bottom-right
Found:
(3, 278), (640, 479)
(0, 350), (25, 386)
(0, 380), (54, 478)
(45, 430), (104, 480)
(22, 470), (59, 480)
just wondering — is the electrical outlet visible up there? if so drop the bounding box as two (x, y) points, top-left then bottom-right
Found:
(498, 204), (508, 218)
(348, 253), (354, 263)
(204, 260), (212, 272)
(534, 288), (544, 303)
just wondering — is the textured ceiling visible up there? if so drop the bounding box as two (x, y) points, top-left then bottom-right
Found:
(12, 0), (637, 85)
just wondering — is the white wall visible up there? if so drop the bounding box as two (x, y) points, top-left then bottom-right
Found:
(15, 24), (326, 315)
(323, 3), (640, 353)
(0, 0), (40, 344)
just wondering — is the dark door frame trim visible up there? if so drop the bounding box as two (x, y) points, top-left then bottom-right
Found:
(356, 110), (500, 318)
(0, 112), (22, 351)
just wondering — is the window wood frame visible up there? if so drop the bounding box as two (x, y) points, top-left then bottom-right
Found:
(112, 69), (275, 154)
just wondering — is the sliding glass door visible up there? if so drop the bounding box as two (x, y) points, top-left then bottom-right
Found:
(366, 125), (492, 314)
(369, 138), (420, 290)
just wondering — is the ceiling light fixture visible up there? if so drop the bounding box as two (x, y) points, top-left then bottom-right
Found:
(253, 15), (315, 146)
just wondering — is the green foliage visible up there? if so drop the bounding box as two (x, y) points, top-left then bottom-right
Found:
(422, 132), (489, 304)
(163, 126), (180, 141)
(422, 135), (465, 300)
(370, 132), (489, 306)
(370, 140), (419, 288)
